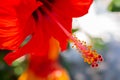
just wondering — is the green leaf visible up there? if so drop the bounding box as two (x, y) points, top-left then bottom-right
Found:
(108, 0), (120, 12)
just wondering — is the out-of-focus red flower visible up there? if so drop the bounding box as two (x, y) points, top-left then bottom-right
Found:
(0, 0), (94, 66)
(19, 66), (70, 80)
(18, 37), (70, 80)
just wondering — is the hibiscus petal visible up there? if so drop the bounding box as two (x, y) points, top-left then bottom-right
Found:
(0, 17), (23, 50)
(0, 0), (42, 50)
(54, 0), (93, 17)
(39, 0), (93, 51)
(37, 9), (72, 51)
(4, 15), (50, 65)
(49, 15), (72, 51)
(1, 0), (43, 64)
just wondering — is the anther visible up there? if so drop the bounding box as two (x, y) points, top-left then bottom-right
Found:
(98, 55), (102, 58)
(99, 58), (103, 62)
(91, 64), (95, 68)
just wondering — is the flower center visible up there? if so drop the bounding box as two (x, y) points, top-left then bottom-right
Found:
(32, 0), (55, 21)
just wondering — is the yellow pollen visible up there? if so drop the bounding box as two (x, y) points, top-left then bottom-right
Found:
(71, 34), (103, 68)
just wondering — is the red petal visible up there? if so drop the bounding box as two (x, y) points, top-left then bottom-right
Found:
(4, 15), (51, 65)
(39, 0), (93, 50)
(0, 18), (23, 50)
(37, 10), (72, 51)
(54, 0), (93, 17)
(1, 0), (49, 65)
(0, 0), (41, 50)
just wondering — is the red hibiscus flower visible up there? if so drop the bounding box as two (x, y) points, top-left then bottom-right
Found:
(0, 0), (102, 67)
